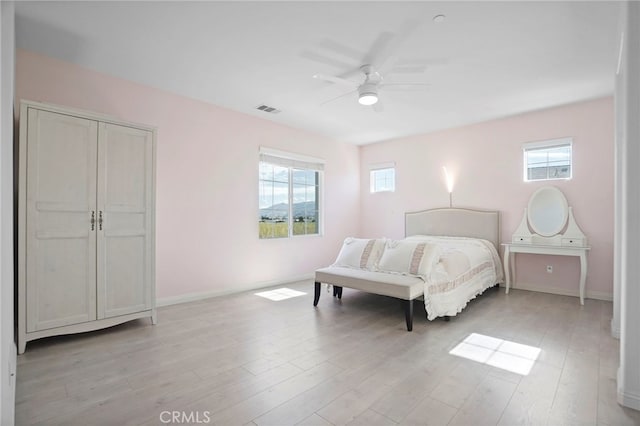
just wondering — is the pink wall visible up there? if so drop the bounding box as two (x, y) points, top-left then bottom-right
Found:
(16, 49), (360, 300)
(359, 98), (614, 298)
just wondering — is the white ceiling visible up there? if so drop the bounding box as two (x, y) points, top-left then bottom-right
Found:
(14, 1), (620, 145)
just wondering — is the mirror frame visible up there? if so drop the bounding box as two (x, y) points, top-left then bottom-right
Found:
(527, 186), (569, 237)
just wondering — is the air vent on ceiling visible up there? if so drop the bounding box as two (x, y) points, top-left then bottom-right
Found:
(256, 104), (281, 114)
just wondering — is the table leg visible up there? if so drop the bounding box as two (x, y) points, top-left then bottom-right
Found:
(503, 246), (512, 294)
(579, 251), (588, 305)
(313, 282), (321, 306)
(510, 251), (516, 290)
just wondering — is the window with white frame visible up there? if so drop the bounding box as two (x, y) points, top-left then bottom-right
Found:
(370, 163), (395, 193)
(259, 148), (323, 239)
(523, 138), (572, 182)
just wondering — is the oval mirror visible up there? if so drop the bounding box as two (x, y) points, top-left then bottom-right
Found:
(527, 186), (569, 237)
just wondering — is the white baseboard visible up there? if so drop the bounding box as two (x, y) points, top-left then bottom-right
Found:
(156, 273), (314, 307)
(618, 383), (640, 411)
(510, 282), (613, 302)
(611, 319), (621, 339)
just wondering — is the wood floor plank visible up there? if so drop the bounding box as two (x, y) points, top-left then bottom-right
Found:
(346, 408), (397, 425)
(496, 361), (562, 425)
(547, 351), (600, 425)
(297, 413), (334, 426)
(207, 362), (343, 425)
(253, 352), (389, 426)
(448, 375), (517, 426)
(398, 396), (458, 426)
(369, 356), (458, 422)
(429, 360), (490, 409)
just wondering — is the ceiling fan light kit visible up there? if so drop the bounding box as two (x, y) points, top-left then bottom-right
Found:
(358, 82), (379, 105)
(358, 93), (378, 106)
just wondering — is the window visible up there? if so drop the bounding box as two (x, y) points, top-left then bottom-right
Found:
(370, 163), (395, 193)
(523, 138), (572, 182)
(259, 148), (323, 239)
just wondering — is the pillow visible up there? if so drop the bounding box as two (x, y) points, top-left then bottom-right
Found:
(333, 238), (386, 270)
(377, 240), (442, 279)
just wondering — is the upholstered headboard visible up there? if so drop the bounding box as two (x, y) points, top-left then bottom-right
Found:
(405, 208), (501, 250)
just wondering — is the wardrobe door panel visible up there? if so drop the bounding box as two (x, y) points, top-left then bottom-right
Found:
(25, 109), (98, 331)
(97, 123), (153, 318)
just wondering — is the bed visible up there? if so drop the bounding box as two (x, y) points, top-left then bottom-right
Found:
(313, 207), (504, 330)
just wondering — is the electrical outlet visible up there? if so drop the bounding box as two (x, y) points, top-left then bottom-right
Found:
(546, 265), (553, 273)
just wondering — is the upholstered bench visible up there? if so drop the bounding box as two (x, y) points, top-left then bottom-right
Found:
(313, 266), (426, 331)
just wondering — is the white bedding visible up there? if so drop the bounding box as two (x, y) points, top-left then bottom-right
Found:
(405, 235), (504, 320)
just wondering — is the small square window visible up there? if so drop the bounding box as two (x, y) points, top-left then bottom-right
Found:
(523, 138), (572, 182)
(370, 167), (395, 193)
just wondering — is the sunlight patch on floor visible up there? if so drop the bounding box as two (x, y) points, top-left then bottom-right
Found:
(449, 332), (541, 375)
(255, 288), (307, 301)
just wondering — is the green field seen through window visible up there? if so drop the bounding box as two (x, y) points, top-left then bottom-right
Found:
(259, 221), (318, 239)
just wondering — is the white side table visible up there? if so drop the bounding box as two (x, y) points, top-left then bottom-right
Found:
(502, 243), (591, 305)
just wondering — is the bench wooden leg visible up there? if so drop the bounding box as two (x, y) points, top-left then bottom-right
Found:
(314, 282), (321, 306)
(336, 286), (343, 299)
(404, 299), (414, 331)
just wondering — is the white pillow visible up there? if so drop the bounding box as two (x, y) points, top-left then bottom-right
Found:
(333, 238), (386, 270)
(377, 240), (442, 279)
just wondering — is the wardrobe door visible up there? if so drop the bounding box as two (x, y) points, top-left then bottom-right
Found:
(25, 109), (98, 331)
(97, 123), (154, 318)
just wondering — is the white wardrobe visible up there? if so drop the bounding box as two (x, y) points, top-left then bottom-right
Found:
(18, 101), (156, 354)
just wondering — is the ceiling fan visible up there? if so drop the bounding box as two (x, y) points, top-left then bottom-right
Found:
(308, 20), (434, 110)
(313, 64), (430, 111)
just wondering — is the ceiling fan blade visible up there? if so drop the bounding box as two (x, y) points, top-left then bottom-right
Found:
(313, 73), (358, 88)
(381, 82), (431, 91)
(372, 101), (384, 113)
(319, 39), (361, 61)
(373, 20), (421, 75)
(390, 64), (428, 74)
(320, 89), (357, 106)
(300, 50), (355, 71)
(390, 58), (450, 74)
(362, 31), (395, 65)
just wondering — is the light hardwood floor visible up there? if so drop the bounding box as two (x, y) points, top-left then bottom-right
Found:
(16, 282), (640, 426)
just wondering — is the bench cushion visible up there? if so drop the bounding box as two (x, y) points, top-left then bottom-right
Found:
(315, 266), (424, 300)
